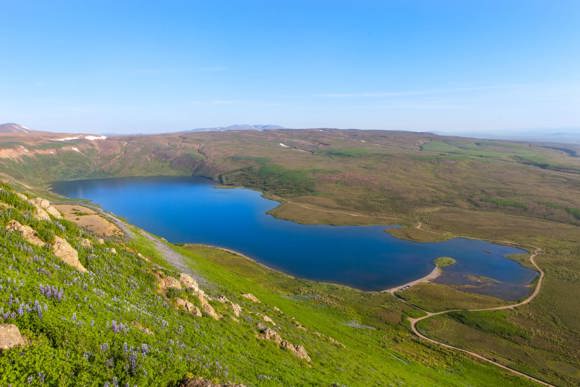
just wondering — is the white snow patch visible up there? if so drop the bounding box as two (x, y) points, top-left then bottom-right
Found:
(279, 143), (289, 148)
(71, 147), (80, 153)
(84, 135), (107, 141)
(55, 136), (80, 142)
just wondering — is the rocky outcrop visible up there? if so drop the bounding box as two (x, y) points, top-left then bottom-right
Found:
(280, 341), (311, 362)
(80, 238), (92, 248)
(0, 324), (25, 351)
(198, 293), (220, 320)
(53, 236), (87, 272)
(157, 274), (182, 291)
(242, 293), (260, 303)
(175, 298), (202, 317)
(258, 327), (282, 344)
(29, 197), (62, 221)
(262, 315), (276, 325)
(230, 302), (242, 318)
(258, 325), (310, 362)
(179, 273), (199, 292)
(5, 220), (44, 246)
(216, 296), (242, 318)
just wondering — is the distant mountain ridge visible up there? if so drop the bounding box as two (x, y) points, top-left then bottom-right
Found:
(191, 124), (285, 132)
(0, 123), (32, 133)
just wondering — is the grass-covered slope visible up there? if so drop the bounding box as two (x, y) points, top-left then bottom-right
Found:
(0, 182), (530, 385)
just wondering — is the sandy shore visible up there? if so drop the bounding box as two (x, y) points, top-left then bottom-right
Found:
(383, 266), (442, 294)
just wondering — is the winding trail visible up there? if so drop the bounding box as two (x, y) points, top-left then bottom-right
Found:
(405, 248), (552, 386)
(107, 213), (204, 280)
(64, 199), (551, 384)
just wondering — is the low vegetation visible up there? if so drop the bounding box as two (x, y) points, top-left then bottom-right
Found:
(0, 128), (579, 384)
(434, 257), (456, 268)
(0, 183), (531, 385)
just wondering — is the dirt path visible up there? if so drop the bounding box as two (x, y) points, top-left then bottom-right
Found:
(406, 249), (552, 386)
(102, 211), (205, 283)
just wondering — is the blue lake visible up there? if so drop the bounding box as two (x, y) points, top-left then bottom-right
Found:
(52, 176), (537, 296)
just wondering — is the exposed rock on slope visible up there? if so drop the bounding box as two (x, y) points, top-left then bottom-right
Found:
(29, 197), (62, 219)
(179, 273), (200, 291)
(52, 235), (87, 272)
(175, 298), (202, 317)
(157, 273), (182, 291)
(0, 324), (25, 351)
(258, 325), (311, 362)
(242, 293), (260, 303)
(5, 220), (44, 246)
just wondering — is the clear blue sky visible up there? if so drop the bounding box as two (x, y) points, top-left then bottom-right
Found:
(1, 0), (579, 134)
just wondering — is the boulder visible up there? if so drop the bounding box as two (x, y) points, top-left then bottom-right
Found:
(158, 275), (182, 291)
(175, 298), (202, 317)
(137, 252), (150, 262)
(0, 324), (25, 351)
(52, 236), (87, 272)
(179, 273), (199, 292)
(27, 198), (51, 221)
(280, 340), (311, 362)
(198, 294), (220, 320)
(30, 197), (63, 219)
(242, 293), (260, 303)
(5, 220), (44, 247)
(258, 326), (282, 345)
(80, 238), (92, 248)
(262, 315), (276, 325)
(230, 303), (242, 318)
(257, 325), (310, 361)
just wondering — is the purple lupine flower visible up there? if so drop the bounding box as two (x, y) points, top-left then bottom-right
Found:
(128, 352), (137, 375)
(34, 300), (43, 319)
(141, 343), (149, 356)
(100, 343), (109, 352)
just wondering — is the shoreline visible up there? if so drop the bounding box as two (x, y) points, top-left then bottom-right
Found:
(190, 242), (444, 294)
(382, 266), (442, 294)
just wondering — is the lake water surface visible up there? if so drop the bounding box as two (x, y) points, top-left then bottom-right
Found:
(53, 177), (537, 297)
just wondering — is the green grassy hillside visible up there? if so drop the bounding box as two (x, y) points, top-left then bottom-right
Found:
(1, 128), (579, 385)
(0, 182), (532, 385)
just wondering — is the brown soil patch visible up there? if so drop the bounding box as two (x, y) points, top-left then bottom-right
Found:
(55, 204), (122, 237)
